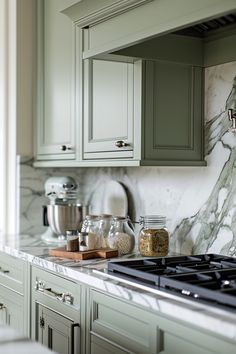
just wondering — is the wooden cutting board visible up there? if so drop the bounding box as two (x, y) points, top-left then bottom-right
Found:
(49, 247), (118, 260)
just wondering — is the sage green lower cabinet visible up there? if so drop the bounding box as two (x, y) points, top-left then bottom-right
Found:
(88, 289), (161, 354)
(0, 284), (25, 332)
(31, 266), (81, 354)
(88, 289), (236, 354)
(0, 252), (29, 336)
(37, 304), (80, 354)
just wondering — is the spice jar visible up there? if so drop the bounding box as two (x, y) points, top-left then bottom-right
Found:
(66, 230), (78, 252)
(138, 215), (169, 257)
(78, 232), (96, 251)
(81, 215), (99, 248)
(97, 214), (113, 248)
(107, 217), (135, 255)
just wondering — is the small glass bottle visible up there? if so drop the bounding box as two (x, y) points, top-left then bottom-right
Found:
(81, 215), (99, 249)
(66, 230), (78, 252)
(138, 215), (169, 257)
(97, 214), (113, 248)
(107, 216), (135, 255)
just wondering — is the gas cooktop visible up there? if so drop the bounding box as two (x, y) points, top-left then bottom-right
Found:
(107, 254), (236, 310)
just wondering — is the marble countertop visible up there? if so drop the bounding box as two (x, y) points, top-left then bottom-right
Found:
(1, 234), (236, 344)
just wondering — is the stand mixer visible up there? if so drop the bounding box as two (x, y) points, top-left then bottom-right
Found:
(41, 176), (89, 243)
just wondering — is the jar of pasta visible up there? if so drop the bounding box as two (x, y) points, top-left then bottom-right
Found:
(138, 215), (169, 257)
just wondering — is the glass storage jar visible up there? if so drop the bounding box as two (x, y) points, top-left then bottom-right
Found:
(81, 215), (99, 248)
(97, 214), (113, 248)
(107, 216), (135, 255)
(138, 215), (169, 257)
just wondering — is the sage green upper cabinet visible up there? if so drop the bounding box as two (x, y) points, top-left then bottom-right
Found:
(83, 58), (137, 160)
(35, 0), (78, 162)
(82, 36), (205, 165)
(143, 60), (204, 165)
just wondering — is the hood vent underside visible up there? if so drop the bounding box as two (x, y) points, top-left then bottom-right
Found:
(175, 13), (236, 37)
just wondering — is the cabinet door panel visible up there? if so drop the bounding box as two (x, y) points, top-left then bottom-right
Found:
(84, 59), (134, 157)
(0, 284), (24, 333)
(38, 304), (80, 354)
(144, 60), (204, 164)
(90, 290), (160, 354)
(36, 0), (76, 159)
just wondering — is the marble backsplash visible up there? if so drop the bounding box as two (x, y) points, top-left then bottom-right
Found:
(20, 61), (236, 256)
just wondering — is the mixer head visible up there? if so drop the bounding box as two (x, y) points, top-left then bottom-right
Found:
(45, 176), (78, 203)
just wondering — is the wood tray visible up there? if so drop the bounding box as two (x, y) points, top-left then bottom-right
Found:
(49, 247), (118, 260)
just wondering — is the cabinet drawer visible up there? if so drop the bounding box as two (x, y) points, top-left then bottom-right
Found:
(0, 252), (26, 294)
(90, 290), (161, 354)
(32, 266), (80, 321)
(91, 333), (128, 354)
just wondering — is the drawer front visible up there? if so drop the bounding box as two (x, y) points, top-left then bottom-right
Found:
(90, 290), (161, 354)
(91, 334), (128, 354)
(32, 266), (80, 321)
(0, 252), (26, 294)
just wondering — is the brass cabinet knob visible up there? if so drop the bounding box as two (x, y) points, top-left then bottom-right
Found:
(115, 140), (128, 148)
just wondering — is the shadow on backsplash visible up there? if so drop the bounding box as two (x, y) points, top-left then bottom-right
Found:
(20, 61), (236, 256)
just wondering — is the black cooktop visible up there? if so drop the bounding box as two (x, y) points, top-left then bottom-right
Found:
(107, 254), (236, 310)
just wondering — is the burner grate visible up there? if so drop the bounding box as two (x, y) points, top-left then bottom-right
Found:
(108, 254), (236, 310)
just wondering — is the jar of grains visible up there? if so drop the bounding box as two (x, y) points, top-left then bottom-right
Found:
(81, 215), (99, 248)
(97, 214), (113, 248)
(107, 217), (135, 255)
(138, 215), (169, 257)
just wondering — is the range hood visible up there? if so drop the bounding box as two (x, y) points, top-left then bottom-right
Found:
(63, 0), (236, 59)
(175, 12), (236, 37)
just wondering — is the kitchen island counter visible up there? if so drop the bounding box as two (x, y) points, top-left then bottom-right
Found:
(1, 234), (236, 346)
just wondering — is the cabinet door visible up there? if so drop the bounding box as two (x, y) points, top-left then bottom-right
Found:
(143, 60), (204, 166)
(89, 289), (160, 354)
(83, 59), (134, 159)
(37, 304), (80, 354)
(36, 0), (76, 160)
(0, 284), (25, 333)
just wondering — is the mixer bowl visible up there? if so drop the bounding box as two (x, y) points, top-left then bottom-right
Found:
(47, 204), (89, 236)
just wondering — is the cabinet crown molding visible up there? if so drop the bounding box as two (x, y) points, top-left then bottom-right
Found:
(62, 0), (152, 27)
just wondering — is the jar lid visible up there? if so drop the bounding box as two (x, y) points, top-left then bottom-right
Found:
(78, 232), (89, 236)
(66, 230), (78, 236)
(85, 214), (99, 220)
(112, 216), (129, 221)
(139, 215), (166, 224)
(99, 214), (112, 219)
